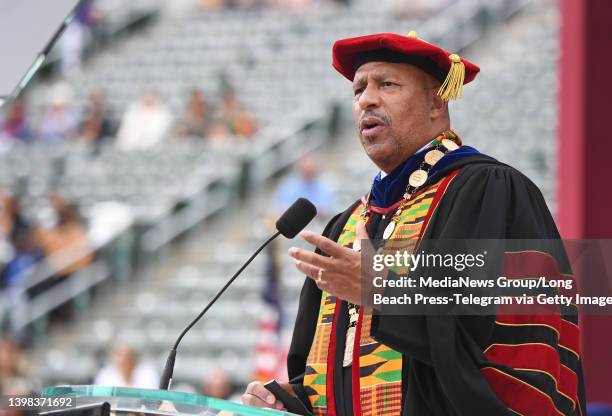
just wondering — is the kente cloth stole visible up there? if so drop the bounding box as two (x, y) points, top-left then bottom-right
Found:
(303, 171), (460, 416)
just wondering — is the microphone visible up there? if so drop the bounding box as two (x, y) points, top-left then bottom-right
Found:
(275, 198), (317, 238)
(158, 198), (317, 390)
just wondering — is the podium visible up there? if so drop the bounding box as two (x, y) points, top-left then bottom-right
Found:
(42, 385), (292, 416)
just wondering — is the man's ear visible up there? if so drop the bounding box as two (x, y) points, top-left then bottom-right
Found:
(429, 88), (448, 120)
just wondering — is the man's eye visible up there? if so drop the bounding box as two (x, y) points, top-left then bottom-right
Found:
(382, 81), (397, 87)
(353, 87), (364, 96)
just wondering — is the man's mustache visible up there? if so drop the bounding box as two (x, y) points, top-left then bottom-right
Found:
(359, 111), (391, 126)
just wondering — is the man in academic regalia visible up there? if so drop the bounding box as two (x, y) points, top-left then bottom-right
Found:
(242, 32), (586, 416)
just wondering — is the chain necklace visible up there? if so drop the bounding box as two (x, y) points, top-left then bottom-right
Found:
(343, 130), (461, 367)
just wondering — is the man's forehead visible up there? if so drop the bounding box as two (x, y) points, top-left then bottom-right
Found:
(353, 61), (419, 83)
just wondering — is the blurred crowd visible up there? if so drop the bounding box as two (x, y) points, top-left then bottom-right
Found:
(0, 337), (243, 407)
(0, 193), (92, 342)
(90, 345), (240, 401)
(0, 337), (38, 410)
(0, 85), (258, 151)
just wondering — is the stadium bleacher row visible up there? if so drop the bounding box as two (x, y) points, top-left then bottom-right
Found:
(0, 143), (233, 224)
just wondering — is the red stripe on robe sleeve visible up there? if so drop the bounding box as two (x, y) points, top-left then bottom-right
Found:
(559, 319), (580, 358)
(485, 343), (576, 408)
(481, 367), (564, 416)
(494, 313), (579, 358)
(496, 313), (562, 336)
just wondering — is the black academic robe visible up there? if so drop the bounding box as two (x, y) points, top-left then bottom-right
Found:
(287, 155), (586, 416)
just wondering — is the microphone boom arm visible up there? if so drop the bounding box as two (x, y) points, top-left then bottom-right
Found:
(158, 230), (282, 390)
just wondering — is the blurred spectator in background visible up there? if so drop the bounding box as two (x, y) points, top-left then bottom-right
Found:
(31, 197), (92, 297)
(94, 344), (157, 388)
(273, 154), (335, 217)
(1, 226), (43, 289)
(206, 120), (232, 148)
(268, 0), (312, 9)
(0, 98), (33, 143)
(0, 194), (30, 275)
(116, 92), (173, 150)
(202, 368), (234, 399)
(253, 237), (286, 383)
(0, 338), (34, 395)
(59, 0), (98, 76)
(38, 84), (79, 144)
(0, 195), (28, 248)
(79, 90), (115, 148)
(0, 196), (37, 341)
(218, 91), (257, 138)
(197, 0), (222, 10)
(176, 89), (212, 139)
(198, 0), (260, 10)
(0, 225), (42, 343)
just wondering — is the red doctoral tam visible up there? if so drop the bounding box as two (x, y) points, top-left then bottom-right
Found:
(332, 32), (480, 101)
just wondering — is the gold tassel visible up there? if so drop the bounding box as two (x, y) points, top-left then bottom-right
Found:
(438, 53), (465, 101)
(407, 31), (417, 38)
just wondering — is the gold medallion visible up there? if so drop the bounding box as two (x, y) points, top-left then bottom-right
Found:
(383, 221), (396, 239)
(442, 138), (459, 151)
(409, 169), (428, 187)
(424, 149), (444, 165)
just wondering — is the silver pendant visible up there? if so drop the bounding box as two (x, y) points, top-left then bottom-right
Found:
(343, 326), (357, 367)
(383, 221), (396, 239)
(352, 239), (361, 252)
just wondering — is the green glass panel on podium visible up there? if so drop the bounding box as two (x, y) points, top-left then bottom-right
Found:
(43, 385), (294, 416)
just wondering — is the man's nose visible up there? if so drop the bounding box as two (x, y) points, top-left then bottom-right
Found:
(358, 84), (381, 110)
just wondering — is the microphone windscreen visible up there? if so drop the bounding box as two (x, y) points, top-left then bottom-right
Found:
(275, 198), (317, 239)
